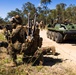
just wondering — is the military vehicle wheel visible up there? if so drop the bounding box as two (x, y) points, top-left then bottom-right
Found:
(47, 31), (51, 39)
(51, 32), (55, 41)
(55, 32), (63, 43)
(49, 31), (52, 39)
(47, 31), (49, 38)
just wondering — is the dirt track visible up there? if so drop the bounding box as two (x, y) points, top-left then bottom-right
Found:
(40, 29), (76, 66)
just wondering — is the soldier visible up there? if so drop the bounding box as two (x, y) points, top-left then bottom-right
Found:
(64, 19), (69, 25)
(53, 19), (58, 27)
(10, 15), (23, 25)
(15, 15), (23, 24)
(68, 19), (72, 25)
(7, 15), (26, 66)
(39, 21), (44, 30)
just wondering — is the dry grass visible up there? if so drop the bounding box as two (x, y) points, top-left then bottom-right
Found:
(0, 49), (76, 75)
(0, 31), (76, 75)
(0, 32), (6, 41)
(0, 64), (76, 75)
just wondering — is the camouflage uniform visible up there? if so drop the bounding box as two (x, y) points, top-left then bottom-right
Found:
(7, 15), (26, 65)
(7, 26), (24, 64)
(22, 28), (43, 65)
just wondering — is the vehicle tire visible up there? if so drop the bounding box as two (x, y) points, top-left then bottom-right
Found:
(51, 32), (55, 41)
(47, 31), (49, 38)
(55, 32), (63, 43)
(47, 31), (52, 39)
(49, 31), (52, 39)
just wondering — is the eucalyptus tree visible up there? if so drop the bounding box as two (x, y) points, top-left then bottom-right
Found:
(37, 6), (43, 22)
(7, 8), (22, 18)
(6, 8), (27, 24)
(50, 9), (57, 19)
(72, 6), (76, 23)
(56, 3), (66, 22)
(66, 6), (72, 20)
(66, 4), (76, 23)
(22, 2), (37, 20)
(40, 0), (51, 25)
(37, 6), (42, 14)
(0, 17), (7, 25)
(40, 0), (51, 6)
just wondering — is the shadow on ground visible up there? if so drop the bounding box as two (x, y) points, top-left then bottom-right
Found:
(43, 57), (63, 66)
(17, 52), (61, 66)
(61, 39), (76, 44)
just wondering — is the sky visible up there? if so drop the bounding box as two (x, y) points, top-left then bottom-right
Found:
(0, 0), (76, 19)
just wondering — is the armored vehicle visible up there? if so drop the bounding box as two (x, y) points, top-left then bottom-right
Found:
(47, 23), (76, 43)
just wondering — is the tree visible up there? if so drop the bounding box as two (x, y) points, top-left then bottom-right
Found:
(41, 0), (51, 6)
(0, 17), (7, 25)
(37, 6), (42, 14)
(7, 8), (22, 18)
(66, 4), (76, 23)
(6, 8), (27, 24)
(56, 3), (67, 22)
(22, 2), (37, 19)
(40, 0), (51, 25)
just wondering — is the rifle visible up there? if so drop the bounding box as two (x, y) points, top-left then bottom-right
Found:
(30, 13), (38, 36)
(27, 13), (38, 39)
(33, 13), (37, 31)
(27, 13), (31, 36)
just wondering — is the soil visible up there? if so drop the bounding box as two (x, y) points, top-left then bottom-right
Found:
(40, 29), (76, 65)
(39, 29), (76, 75)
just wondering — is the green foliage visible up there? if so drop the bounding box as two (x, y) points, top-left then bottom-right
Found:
(22, 2), (36, 19)
(41, 0), (51, 5)
(0, 17), (7, 25)
(0, 33), (6, 41)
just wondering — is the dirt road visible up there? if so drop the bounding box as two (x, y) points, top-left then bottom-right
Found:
(40, 29), (76, 66)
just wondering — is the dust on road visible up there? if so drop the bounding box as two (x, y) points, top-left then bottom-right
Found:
(40, 29), (76, 66)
